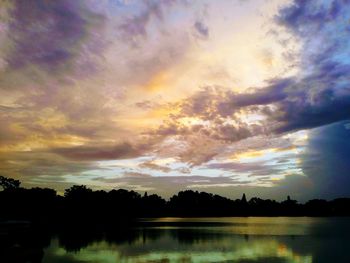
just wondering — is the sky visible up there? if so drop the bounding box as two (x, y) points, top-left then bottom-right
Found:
(0, 0), (350, 200)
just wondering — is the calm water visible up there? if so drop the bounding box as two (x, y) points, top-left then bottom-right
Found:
(38, 217), (350, 263)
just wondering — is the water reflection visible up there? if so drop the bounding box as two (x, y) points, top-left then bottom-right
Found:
(1, 217), (350, 263)
(46, 234), (313, 263)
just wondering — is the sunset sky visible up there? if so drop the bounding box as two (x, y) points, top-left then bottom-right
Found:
(1, 0), (350, 200)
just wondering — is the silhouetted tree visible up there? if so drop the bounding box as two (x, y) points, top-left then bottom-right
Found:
(280, 195), (300, 215)
(0, 175), (21, 190)
(1, 177), (350, 223)
(64, 185), (93, 199)
(305, 199), (330, 216)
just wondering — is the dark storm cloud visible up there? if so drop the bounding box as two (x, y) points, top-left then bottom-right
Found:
(276, 0), (344, 36)
(215, 67), (350, 134)
(274, 2), (350, 200)
(5, 0), (105, 71)
(230, 79), (292, 109)
(302, 121), (350, 198)
(274, 83), (350, 133)
(271, 0), (350, 132)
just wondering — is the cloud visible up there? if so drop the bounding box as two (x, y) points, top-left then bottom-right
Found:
(193, 21), (209, 39)
(154, 0), (350, 144)
(135, 100), (161, 110)
(272, 0), (350, 132)
(51, 142), (152, 161)
(276, 0), (343, 37)
(206, 161), (284, 177)
(3, 0), (105, 73)
(274, 79), (350, 133)
(122, 172), (153, 178)
(0, 150), (100, 190)
(139, 161), (171, 173)
(118, 0), (180, 46)
(176, 167), (191, 174)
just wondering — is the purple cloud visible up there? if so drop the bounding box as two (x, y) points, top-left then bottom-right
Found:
(6, 0), (105, 72)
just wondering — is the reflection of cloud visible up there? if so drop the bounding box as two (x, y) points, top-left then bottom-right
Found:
(50, 224), (313, 263)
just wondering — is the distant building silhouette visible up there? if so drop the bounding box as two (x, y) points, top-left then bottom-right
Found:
(241, 193), (247, 203)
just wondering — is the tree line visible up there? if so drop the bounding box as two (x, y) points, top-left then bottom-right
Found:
(0, 176), (349, 224)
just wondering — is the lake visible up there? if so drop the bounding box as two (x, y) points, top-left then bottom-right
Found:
(4, 217), (350, 263)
